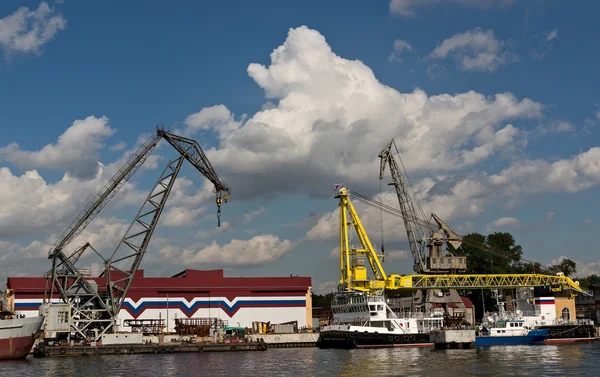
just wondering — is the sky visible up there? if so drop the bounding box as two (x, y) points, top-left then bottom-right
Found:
(1, 0), (600, 294)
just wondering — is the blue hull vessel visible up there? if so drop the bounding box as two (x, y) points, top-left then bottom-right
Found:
(475, 329), (548, 346)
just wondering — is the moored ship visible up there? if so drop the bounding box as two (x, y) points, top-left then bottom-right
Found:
(1, 289), (44, 360)
(475, 318), (548, 346)
(489, 288), (595, 344)
(317, 288), (444, 349)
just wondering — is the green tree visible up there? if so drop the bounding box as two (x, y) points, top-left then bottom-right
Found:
(486, 232), (523, 274)
(548, 258), (577, 277)
(458, 233), (492, 274)
(312, 293), (334, 308)
(575, 273), (600, 291)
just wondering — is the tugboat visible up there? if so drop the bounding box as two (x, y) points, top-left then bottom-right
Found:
(317, 287), (444, 349)
(475, 290), (548, 346)
(491, 288), (595, 344)
(475, 318), (548, 346)
(0, 289), (44, 360)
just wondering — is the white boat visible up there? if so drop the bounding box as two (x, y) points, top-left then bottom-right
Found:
(317, 290), (444, 349)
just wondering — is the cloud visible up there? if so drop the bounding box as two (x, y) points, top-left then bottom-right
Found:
(385, 250), (410, 261)
(192, 26), (541, 201)
(308, 142), (600, 244)
(584, 218), (592, 225)
(184, 104), (244, 139)
(158, 234), (295, 267)
(0, 164), (144, 238)
(490, 216), (520, 229)
(530, 29), (558, 60)
(0, 1), (66, 56)
(0, 216), (131, 282)
(162, 206), (206, 227)
(535, 120), (575, 136)
(552, 256), (600, 279)
(196, 221), (233, 239)
(426, 64), (446, 80)
(428, 28), (518, 72)
(314, 280), (339, 295)
(574, 261), (600, 279)
(389, 0), (518, 17)
(327, 243), (407, 262)
(0, 115), (115, 179)
(166, 177), (215, 207)
(489, 148), (600, 194)
(388, 39), (413, 63)
(306, 178), (489, 245)
(243, 207), (266, 222)
(109, 141), (127, 152)
(595, 104), (600, 121)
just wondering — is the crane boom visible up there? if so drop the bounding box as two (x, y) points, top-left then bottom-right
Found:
(50, 134), (161, 256)
(158, 130), (231, 226)
(387, 274), (584, 293)
(379, 139), (466, 273)
(378, 139), (430, 273)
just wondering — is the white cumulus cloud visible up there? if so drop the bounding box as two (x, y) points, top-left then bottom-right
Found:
(0, 115), (115, 179)
(159, 234), (295, 267)
(162, 206), (206, 227)
(185, 104), (244, 139)
(0, 164), (144, 238)
(0, 1), (66, 56)
(191, 26), (541, 201)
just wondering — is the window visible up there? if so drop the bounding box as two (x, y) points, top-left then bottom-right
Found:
(562, 308), (570, 321)
(57, 311), (68, 323)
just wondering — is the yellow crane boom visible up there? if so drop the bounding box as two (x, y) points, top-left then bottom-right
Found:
(335, 186), (584, 295)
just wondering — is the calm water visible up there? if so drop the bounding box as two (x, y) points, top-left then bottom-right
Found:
(2, 343), (599, 376)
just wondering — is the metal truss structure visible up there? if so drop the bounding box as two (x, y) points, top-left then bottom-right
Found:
(334, 186), (584, 296)
(45, 126), (231, 341)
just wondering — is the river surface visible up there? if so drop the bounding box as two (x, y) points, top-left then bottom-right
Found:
(2, 343), (599, 376)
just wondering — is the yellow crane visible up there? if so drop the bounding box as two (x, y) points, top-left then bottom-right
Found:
(335, 186), (584, 296)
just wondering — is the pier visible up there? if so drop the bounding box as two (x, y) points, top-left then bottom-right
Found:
(430, 329), (476, 349)
(248, 333), (318, 348)
(33, 340), (268, 358)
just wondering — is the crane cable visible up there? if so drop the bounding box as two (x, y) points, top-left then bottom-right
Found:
(349, 190), (549, 274)
(379, 178), (385, 262)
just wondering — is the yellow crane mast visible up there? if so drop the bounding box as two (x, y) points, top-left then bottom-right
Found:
(335, 186), (584, 296)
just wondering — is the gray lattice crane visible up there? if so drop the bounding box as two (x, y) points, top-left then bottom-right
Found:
(378, 139), (465, 274)
(45, 126), (230, 341)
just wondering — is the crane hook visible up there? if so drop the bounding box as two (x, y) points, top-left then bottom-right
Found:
(216, 194), (223, 227)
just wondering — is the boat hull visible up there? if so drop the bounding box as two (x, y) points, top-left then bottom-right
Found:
(474, 329), (548, 346)
(317, 328), (433, 349)
(0, 316), (44, 360)
(539, 324), (595, 344)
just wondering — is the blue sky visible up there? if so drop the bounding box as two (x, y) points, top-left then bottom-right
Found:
(1, 0), (600, 293)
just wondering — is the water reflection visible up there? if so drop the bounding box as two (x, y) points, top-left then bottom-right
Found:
(4, 343), (600, 377)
